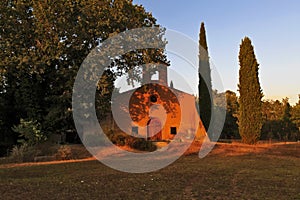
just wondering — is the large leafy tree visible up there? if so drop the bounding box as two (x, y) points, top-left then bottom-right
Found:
(220, 90), (239, 139)
(0, 0), (44, 147)
(281, 98), (299, 141)
(0, 0), (168, 149)
(198, 22), (212, 137)
(291, 95), (300, 130)
(238, 37), (263, 144)
(262, 100), (284, 121)
(261, 99), (284, 140)
(261, 98), (299, 141)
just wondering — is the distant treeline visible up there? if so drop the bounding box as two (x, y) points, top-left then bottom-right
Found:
(214, 91), (300, 141)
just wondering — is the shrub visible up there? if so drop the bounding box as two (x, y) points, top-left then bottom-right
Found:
(102, 130), (157, 151)
(126, 137), (157, 152)
(10, 143), (41, 163)
(12, 119), (47, 145)
(105, 130), (157, 151)
(107, 131), (127, 146)
(56, 145), (72, 160)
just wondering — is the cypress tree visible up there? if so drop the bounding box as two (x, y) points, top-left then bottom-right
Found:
(170, 80), (174, 88)
(238, 37), (263, 144)
(198, 22), (212, 136)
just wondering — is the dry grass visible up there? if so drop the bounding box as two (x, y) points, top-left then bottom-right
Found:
(184, 141), (299, 158)
(0, 142), (299, 200)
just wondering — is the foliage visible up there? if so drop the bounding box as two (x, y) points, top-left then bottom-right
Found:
(220, 90), (239, 139)
(291, 94), (300, 130)
(96, 70), (116, 120)
(0, 0), (167, 146)
(125, 137), (157, 152)
(238, 37), (263, 144)
(9, 143), (41, 163)
(198, 22), (212, 137)
(12, 119), (46, 145)
(107, 131), (128, 146)
(56, 145), (72, 160)
(261, 120), (282, 140)
(105, 130), (156, 151)
(281, 99), (292, 140)
(0, 0), (44, 151)
(262, 99), (284, 121)
(261, 98), (300, 141)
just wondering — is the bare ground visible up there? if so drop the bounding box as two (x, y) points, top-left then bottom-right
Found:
(0, 142), (299, 200)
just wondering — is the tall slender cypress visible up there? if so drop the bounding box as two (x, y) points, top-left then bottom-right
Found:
(238, 37), (263, 144)
(198, 22), (212, 136)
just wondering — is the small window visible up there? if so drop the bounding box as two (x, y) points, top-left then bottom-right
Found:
(151, 71), (159, 81)
(132, 126), (138, 135)
(170, 127), (177, 135)
(150, 94), (158, 103)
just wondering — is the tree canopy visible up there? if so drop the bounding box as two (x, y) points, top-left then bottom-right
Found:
(0, 0), (168, 152)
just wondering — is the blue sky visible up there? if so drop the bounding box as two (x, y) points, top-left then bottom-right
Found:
(133, 0), (300, 104)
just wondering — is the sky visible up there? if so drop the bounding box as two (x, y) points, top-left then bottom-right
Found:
(132, 0), (300, 105)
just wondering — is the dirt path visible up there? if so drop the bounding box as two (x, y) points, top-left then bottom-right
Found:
(1, 142), (298, 169)
(0, 157), (96, 169)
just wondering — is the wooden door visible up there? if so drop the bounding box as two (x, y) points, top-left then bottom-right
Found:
(147, 118), (162, 141)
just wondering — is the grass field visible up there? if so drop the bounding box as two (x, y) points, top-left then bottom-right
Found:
(0, 142), (299, 200)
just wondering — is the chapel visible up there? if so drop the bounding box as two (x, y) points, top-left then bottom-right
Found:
(113, 64), (206, 141)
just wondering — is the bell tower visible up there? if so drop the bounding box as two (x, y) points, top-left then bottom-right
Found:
(142, 64), (168, 86)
